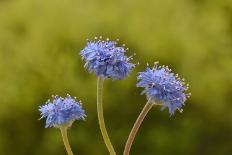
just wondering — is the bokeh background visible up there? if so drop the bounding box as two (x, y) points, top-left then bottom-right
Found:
(0, 0), (232, 155)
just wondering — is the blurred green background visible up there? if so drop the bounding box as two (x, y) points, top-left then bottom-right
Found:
(0, 0), (232, 155)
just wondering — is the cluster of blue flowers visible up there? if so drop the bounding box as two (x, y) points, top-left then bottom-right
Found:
(137, 62), (190, 115)
(39, 37), (190, 128)
(80, 37), (135, 80)
(39, 95), (86, 128)
(38, 37), (190, 155)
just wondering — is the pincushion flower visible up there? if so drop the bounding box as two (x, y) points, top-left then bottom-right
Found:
(80, 37), (135, 80)
(80, 37), (135, 155)
(39, 95), (86, 128)
(137, 62), (190, 115)
(123, 62), (190, 155)
(39, 94), (86, 155)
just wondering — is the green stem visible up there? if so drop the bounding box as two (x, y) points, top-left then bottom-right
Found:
(97, 77), (116, 155)
(60, 126), (74, 155)
(123, 100), (154, 155)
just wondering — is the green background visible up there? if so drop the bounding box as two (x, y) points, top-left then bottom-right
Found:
(0, 0), (232, 154)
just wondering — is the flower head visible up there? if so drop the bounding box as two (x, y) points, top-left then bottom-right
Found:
(137, 62), (190, 115)
(80, 37), (135, 80)
(39, 95), (86, 128)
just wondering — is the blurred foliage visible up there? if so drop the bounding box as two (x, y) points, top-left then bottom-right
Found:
(0, 0), (232, 154)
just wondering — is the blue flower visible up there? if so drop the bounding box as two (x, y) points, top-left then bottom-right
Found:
(80, 37), (135, 80)
(137, 62), (190, 115)
(39, 95), (86, 128)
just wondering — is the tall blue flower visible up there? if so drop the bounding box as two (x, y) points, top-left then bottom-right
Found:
(80, 37), (135, 80)
(39, 95), (86, 128)
(137, 62), (190, 115)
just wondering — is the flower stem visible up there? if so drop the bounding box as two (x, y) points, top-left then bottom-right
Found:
(123, 100), (153, 155)
(60, 126), (74, 155)
(97, 77), (116, 155)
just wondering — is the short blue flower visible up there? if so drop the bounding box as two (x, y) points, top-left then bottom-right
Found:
(80, 37), (135, 80)
(39, 95), (86, 128)
(137, 62), (190, 115)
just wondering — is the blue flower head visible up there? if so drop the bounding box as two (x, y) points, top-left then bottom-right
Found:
(137, 62), (191, 115)
(80, 37), (135, 80)
(39, 95), (86, 128)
